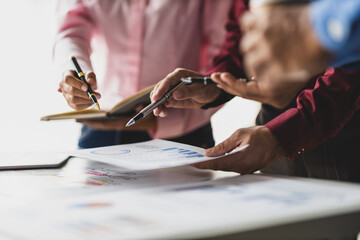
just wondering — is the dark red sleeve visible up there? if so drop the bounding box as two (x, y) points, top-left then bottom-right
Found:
(205, 0), (248, 78)
(265, 67), (360, 159)
(202, 0), (249, 108)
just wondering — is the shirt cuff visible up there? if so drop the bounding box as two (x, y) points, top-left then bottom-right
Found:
(265, 108), (312, 159)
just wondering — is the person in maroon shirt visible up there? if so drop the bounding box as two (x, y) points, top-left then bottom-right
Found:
(151, 0), (360, 182)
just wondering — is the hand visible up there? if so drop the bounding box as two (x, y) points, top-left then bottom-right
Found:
(59, 70), (101, 110)
(78, 113), (157, 131)
(240, 5), (330, 101)
(192, 126), (285, 174)
(151, 68), (222, 117)
(211, 72), (305, 108)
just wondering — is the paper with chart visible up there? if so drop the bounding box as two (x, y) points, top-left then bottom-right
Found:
(1, 174), (360, 240)
(70, 139), (223, 170)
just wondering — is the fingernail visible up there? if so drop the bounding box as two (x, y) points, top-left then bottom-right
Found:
(81, 85), (88, 91)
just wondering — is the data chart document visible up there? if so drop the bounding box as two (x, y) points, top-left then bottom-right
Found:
(70, 139), (225, 170)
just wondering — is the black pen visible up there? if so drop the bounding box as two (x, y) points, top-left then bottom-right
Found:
(181, 76), (250, 85)
(181, 77), (216, 85)
(126, 81), (186, 127)
(70, 56), (100, 110)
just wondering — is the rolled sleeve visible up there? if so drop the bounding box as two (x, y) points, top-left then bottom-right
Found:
(266, 67), (360, 159)
(53, 0), (95, 78)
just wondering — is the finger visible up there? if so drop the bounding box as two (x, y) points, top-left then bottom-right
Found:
(153, 105), (161, 116)
(153, 104), (168, 117)
(212, 73), (247, 96)
(85, 71), (98, 90)
(172, 84), (203, 100)
(63, 85), (101, 100)
(153, 68), (203, 101)
(205, 135), (241, 157)
(210, 72), (222, 83)
(152, 72), (182, 101)
(62, 84), (92, 99)
(159, 108), (169, 118)
(164, 98), (200, 109)
(150, 89), (156, 102)
(217, 72), (238, 87)
(63, 73), (89, 92)
(193, 155), (238, 172)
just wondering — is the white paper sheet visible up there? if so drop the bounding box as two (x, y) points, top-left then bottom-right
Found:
(70, 139), (239, 170)
(0, 158), (214, 201)
(1, 174), (360, 240)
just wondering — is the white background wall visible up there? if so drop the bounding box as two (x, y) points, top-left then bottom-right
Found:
(0, 0), (260, 153)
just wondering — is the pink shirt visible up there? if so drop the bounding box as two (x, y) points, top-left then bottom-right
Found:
(54, 0), (232, 139)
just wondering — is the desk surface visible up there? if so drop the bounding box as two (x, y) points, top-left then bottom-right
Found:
(0, 157), (359, 240)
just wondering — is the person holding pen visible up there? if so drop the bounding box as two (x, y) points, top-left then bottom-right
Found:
(151, 0), (360, 183)
(54, 0), (232, 148)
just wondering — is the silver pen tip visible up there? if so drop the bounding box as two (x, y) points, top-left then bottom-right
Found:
(126, 119), (135, 127)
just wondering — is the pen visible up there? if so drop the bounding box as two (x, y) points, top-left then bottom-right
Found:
(70, 56), (100, 110)
(181, 77), (217, 85)
(126, 81), (187, 127)
(181, 76), (249, 85)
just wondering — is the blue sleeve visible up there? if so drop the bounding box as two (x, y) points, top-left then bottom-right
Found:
(310, 0), (360, 67)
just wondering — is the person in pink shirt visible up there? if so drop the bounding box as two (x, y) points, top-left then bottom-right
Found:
(54, 0), (232, 148)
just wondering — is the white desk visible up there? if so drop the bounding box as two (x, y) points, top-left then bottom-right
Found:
(0, 157), (359, 240)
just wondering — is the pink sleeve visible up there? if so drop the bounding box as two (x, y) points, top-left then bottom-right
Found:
(53, 0), (95, 79)
(152, 107), (220, 139)
(151, 0), (231, 139)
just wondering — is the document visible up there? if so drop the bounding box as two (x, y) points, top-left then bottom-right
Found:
(70, 139), (224, 170)
(1, 174), (360, 240)
(0, 158), (213, 201)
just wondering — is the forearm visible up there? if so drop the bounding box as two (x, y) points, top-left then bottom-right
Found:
(266, 67), (360, 159)
(53, 1), (95, 75)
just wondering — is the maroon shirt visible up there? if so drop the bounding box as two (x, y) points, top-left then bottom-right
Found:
(207, 0), (360, 159)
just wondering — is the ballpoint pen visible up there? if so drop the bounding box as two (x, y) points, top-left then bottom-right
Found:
(181, 77), (217, 85)
(70, 56), (100, 110)
(126, 81), (186, 127)
(181, 76), (249, 85)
